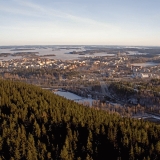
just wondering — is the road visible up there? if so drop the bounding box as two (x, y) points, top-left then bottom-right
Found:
(100, 80), (126, 105)
(100, 80), (112, 98)
(100, 81), (108, 95)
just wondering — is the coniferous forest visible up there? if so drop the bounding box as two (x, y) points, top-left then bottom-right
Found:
(1, 79), (160, 160)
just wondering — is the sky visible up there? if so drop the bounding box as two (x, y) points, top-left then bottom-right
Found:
(0, 0), (160, 46)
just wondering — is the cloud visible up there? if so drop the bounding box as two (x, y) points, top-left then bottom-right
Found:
(0, 0), (121, 45)
(63, 13), (119, 30)
(11, 0), (119, 31)
(0, 6), (44, 18)
(13, 0), (45, 12)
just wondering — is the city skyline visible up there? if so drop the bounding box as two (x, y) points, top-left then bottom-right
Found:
(0, 0), (160, 46)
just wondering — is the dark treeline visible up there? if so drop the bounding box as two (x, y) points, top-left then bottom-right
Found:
(0, 79), (160, 160)
(109, 80), (160, 107)
(4, 68), (79, 79)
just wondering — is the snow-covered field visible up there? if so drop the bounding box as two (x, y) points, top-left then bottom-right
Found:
(55, 91), (94, 106)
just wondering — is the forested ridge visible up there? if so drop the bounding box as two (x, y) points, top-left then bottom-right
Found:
(0, 80), (160, 160)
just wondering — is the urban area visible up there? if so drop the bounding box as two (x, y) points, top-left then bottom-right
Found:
(1, 45), (160, 123)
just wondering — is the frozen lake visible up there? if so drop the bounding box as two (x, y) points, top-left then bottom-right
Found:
(127, 51), (148, 55)
(0, 47), (115, 61)
(55, 90), (94, 106)
(132, 62), (160, 67)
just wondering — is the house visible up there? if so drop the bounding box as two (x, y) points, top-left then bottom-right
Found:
(140, 73), (149, 78)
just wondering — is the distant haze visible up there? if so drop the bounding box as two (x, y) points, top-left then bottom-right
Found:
(0, 0), (160, 46)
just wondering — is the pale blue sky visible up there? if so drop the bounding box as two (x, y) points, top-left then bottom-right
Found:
(0, 0), (160, 46)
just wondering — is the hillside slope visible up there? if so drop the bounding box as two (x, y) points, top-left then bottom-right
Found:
(0, 80), (160, 160)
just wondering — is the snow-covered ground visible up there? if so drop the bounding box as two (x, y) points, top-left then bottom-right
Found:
(0, 48), (115, 61)
(55, 91), (94, 106)
(127, 51), (148, 55)
(132, 62), (160, 67)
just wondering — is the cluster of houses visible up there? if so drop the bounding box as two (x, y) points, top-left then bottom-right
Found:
(0, 58), (87, 71)
(131, 65), (160, 78)
(0, 54), (160, 79)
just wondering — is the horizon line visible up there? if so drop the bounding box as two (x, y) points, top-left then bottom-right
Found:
(0, 44), (160, 47)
